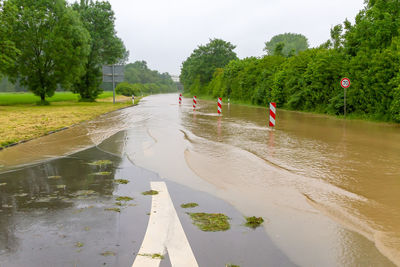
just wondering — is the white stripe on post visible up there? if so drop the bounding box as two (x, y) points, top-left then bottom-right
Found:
(269, 102), (276, 127)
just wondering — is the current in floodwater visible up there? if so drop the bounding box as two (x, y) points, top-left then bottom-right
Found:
(0, 94), (399, 266)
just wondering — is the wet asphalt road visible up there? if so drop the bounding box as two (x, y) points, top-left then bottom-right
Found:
(0, 130), (294, 267)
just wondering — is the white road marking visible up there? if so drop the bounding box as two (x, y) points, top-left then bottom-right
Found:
(132, 182), (198, 267)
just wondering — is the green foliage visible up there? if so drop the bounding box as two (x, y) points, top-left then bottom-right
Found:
(244, 216), (264, 229)
(264, 33), (309, 57)
(2, 0), (90, 104)
(0, 91), (113, 105)
(123, 61), (177, 94)
(180, 1), (400, 123)
(71, 0), (127, 101)
(188, 212), (230, 232)
(115, 82), (140, 96)
(180, 38), (237, 93)
(0, 1), (19, 77)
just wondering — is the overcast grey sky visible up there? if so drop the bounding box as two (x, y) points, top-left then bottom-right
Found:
(103, 0), (365, 75)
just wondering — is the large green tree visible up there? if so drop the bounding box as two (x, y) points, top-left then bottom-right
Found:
(72, 0), (127, 101)
(0, 1), (19, 76)
(264, 33), (309, 57)
(1, 0), (90, 104)
(180, 38), (237, 93)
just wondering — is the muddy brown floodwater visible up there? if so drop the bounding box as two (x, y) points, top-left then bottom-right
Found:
(124, 94), (400, 266)
(1, 93), (400, 266)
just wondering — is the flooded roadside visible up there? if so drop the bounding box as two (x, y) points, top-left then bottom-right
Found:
(1, 94), (399, 266)
(0, 106), (145, 170)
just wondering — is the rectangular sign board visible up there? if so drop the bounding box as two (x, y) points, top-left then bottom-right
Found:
(102, 65), (124, 83)
(103, 75), (124, 83)
(102, 65), (124, 75)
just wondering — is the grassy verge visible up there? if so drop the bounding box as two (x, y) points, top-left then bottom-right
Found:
(0, 92), (141, 149)
(0, 91), (114, 105)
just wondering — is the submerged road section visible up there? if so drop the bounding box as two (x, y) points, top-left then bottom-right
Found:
(0, 93), (399, 266)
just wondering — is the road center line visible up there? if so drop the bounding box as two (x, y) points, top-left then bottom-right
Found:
(132, 182), (199, 267)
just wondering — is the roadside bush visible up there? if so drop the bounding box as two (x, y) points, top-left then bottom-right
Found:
(115, 82), (141, 96)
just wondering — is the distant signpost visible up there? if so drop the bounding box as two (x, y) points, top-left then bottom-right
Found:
(102, 65), (124, 104)
(340, 78), (351, 118)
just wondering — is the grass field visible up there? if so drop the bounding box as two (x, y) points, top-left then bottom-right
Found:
(0, 91), (114, 105)
(0, 92), (139, 148)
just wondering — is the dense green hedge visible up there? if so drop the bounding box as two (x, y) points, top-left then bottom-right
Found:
(181, 0), (400, 122)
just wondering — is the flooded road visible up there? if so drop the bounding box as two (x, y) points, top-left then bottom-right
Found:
(0, 93), (399, 266)
(123, 94), (399, 266)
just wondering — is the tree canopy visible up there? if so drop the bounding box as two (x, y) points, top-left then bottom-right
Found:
(123, 61), (178, 94)
(71, 0), (127, 101)
(0, 1), (19, 77)
(1, 0), (90, 104)
(264, 33), (309, 57)
(180, 38), (237, 95)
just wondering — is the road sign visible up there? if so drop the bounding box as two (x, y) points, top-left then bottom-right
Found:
(102, 65), (124, 83)
(102, 65), (125, 104)
(340, 78), (350, 118)
(103, 75), (124, 83)
(340, 78), (350, 88)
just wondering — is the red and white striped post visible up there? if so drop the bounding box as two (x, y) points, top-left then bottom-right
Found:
(217, 97), (222, 115)
(269, 102), (276, 127)
(193, 96), (197, 110)
(179, 93), (182, 105)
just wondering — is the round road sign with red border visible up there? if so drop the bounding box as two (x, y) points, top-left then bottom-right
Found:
(341, 78), (351, 88)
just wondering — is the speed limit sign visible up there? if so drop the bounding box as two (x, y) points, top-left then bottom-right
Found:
(341, 78), (350, 88)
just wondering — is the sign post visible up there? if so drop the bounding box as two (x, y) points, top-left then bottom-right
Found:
(102, 65), (124, 104)
(217, 98), (222, 115)
(340, 78), (351, 118)
(269, 102), (276, 127)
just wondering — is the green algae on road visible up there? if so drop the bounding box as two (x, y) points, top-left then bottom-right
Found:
(115, 196), (134, 202)
(181, 202), (199, 208)
(89, 160), (113, 167)
(138, 253), (165, 260)
(244, 216), (264, 229)
(188, 212), (230, 232)
(142, 190), (158, 196)
(114, 179), (129, 184)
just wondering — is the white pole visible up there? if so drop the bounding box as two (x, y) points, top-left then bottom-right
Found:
(112, 65), (115, 104)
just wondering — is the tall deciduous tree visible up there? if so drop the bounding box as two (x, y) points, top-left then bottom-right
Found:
(2, 0), (90, 104)
(72, 0), (127, 101)
(180, 38), (237, 93)
(0, 1), (19, 77)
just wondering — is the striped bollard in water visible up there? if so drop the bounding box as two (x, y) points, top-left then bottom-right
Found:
(193, 96), (197, 110)
(217, 98), (222, 115)
(179, 93), (182, 105)
(269, 102), (276, 127)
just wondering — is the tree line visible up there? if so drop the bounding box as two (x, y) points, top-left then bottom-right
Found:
(0, 0), (127, 103)
(115, 61), (178, 97)
(180, 0), (400, 122)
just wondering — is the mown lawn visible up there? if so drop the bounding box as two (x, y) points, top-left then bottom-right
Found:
(0, 91), (114, 105)
(0, 92), (137, 148)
